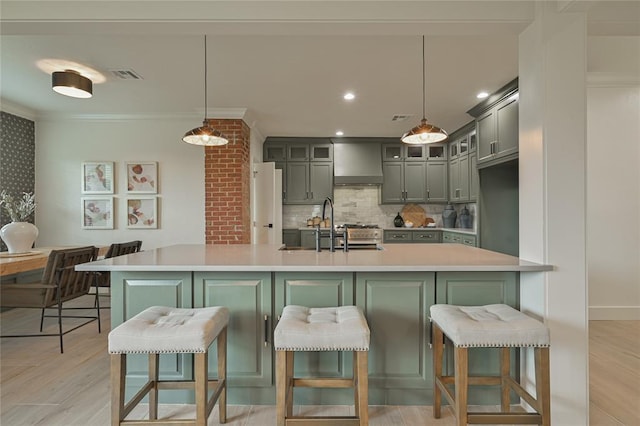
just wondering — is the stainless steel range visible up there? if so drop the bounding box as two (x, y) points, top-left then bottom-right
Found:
(336, 224), (382, 249)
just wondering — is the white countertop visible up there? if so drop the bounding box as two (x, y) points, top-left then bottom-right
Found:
(76, 243), (551, 273)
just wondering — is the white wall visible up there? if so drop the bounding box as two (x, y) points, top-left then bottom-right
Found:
(587, 84), (640, 319)
(35, 117), (206, 250)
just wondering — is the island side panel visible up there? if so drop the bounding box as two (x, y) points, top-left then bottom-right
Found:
(356, 272), (436, 405)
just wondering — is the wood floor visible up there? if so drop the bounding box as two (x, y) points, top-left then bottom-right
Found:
(1, 296), (638, 425)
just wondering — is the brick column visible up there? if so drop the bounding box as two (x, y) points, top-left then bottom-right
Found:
(204, 119), (251, 244)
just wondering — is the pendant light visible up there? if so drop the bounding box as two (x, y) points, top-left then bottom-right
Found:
(401, 36), (448, 144)
(52, 70), (93, 98)
(182, 35), (228, 146)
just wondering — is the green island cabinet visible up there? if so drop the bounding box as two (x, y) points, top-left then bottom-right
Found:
(442, 230), (477, 247)
(111, 269), (518, 405)
(383, 229), (442, 243)
(263, 138), (333, 205)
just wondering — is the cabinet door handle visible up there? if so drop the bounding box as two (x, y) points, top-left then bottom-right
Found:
(428, 316), (433, 348)
(264, 315), (269, 347)
(427, 190), (430, 199)
(310, 191), (314, 199)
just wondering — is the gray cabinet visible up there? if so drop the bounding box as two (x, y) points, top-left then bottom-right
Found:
(382, 143), (447, 204)
(264, 138), (333, 205)
(447, 124), (477, 203)
(476, 93), (519, 167)
(194, 272), (272, 387)
(282, 229), (300, 247)
(426, 162), (448, 202)
(449, 154), (470, 202)
(381, 161), (426, 204)
(442, 231), (477, 247)
(383, 229), (441, 243)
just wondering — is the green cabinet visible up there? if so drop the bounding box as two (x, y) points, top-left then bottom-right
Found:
(110, 272), (193, 402)
(382, 143), (447, 204)
(275, 272), (355, 404)
(442, 231), (477, 247)
(356, 272), (435, 403)
(447, 125), (476, 203)
(383, 229), (441, 243)
(436, 271), (518, 404)
(282, 229), (301, 247)
(476, 92), (519, 167)
(194, 272), (272, 389)
(264, 138), (333, 205)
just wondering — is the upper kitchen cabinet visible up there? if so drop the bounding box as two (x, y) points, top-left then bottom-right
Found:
(447, 122), (477, 203)
(264, 137), (333, 205)
(381, 142), (448, 204)
(468, 78), (519, 168)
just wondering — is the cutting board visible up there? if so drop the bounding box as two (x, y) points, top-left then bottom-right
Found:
(401, 203), (428, 227)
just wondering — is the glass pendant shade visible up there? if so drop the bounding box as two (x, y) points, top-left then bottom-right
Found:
(401, 118), (448, 144)
(401, 36), (447, 145)
(182, 35), (228, 146)
(52, 70), (92, 98)
(182, 121), (228, 146)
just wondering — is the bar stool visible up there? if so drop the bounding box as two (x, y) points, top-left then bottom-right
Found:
(274, 305), (370, 426)
(431, 304), (550, 426)
(108, 306), (229, 426)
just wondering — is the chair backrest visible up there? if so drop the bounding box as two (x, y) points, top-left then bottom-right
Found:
(105, 240), (142, 258)
(44, 246), (98, 306)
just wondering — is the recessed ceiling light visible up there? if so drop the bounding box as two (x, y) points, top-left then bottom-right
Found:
(343, 92), (355, 101)
(335, 131), (344, 136)
(476, 92), (489, 99)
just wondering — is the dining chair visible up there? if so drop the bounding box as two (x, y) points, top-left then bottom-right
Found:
(95, 240), (142, 307)
(0, 246), (100, 353)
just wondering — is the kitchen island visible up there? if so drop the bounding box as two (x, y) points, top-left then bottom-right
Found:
(78, 243), (551, 405)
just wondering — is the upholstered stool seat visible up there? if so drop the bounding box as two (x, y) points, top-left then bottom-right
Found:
(431, 304), (550, 426)
(109, 306), (229, 426)
(274, 305), (370, 426)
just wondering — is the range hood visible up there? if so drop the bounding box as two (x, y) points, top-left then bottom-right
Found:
(332, 139), (383, 185)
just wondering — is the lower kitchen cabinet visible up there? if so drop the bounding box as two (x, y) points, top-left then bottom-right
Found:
(442, 230), (477, 246)
(275, 272), (355, 404)
(356, 272), (435, 404)
(436, 271), (518, 404)
(383, 229), (441, 243)
(282, 228), (300, 247)
(193, 272), (273, 389)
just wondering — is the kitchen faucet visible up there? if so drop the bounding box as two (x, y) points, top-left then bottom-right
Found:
(314, 197), (347, 252)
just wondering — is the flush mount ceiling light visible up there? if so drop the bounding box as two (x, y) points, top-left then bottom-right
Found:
(52, 70), (93, 98)
(476, 91), (489, 99)
(343, 92), (355, 101)
(182, 35), (228, 146)
(401, 36), (448, 145)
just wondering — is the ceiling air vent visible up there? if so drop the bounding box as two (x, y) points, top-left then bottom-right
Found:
(391, 114), (412, 122)
(109, 69), (143, 80)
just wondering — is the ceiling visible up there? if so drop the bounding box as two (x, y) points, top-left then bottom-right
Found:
(1, 1), (638, 140)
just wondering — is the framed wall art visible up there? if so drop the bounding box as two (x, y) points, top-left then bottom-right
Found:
(82, 161), (114, 194)
(126, 162), (157, 194)
(81, 197), (114, 229)
(127, 197), (157, 229)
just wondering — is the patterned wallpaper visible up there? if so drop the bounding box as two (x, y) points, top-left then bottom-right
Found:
(0, 111), (36, 251)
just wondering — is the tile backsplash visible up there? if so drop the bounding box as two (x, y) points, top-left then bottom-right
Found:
(282, 186), (476, 230)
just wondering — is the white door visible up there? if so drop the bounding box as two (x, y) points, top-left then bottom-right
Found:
(252, 162), (282, 245)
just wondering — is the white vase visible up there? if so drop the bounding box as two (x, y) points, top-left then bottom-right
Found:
(0, 222), (39, 253)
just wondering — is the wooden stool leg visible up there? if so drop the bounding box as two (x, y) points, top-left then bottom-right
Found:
(355, 351), (368, 426)
(500, 347), (511, 412)
(110, 354), (126, 426)
(195, 352), (208, 426)
(433, 322), (443, 419)
(286, 351), (294, 417)
(536, 347), (551, 426)
(276, 350), (287, 426)
(217, 327), (227, 423)
(149, 353), (159, 420)
(454, 347), (468, 426)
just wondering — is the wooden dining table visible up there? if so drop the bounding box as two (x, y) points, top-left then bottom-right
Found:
(0, 246), (108, 277)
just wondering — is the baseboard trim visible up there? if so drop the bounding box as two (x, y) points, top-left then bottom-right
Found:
(589, 306), (640, 320)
